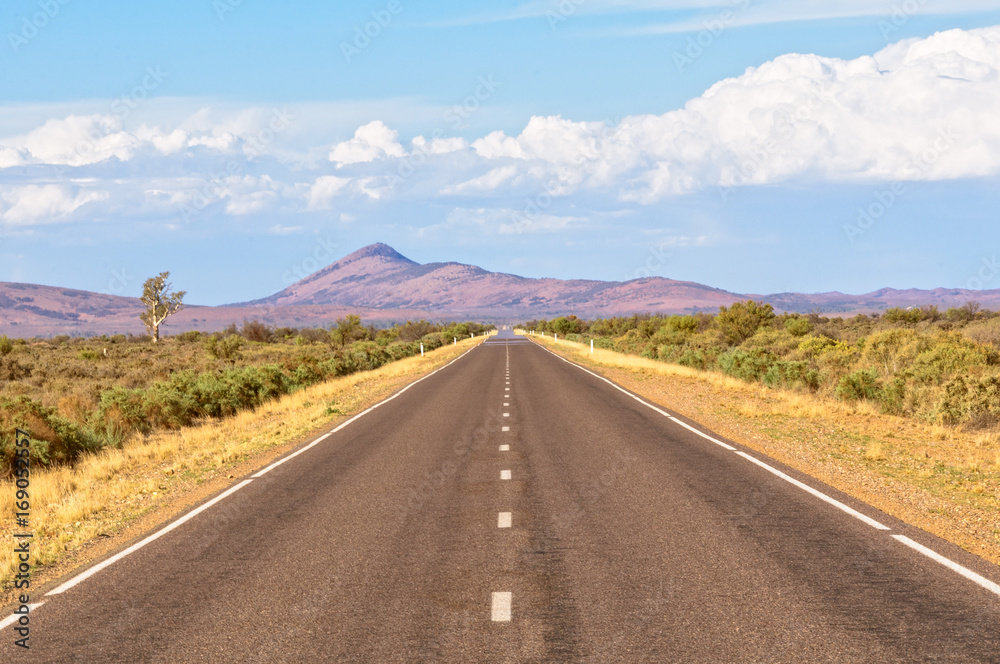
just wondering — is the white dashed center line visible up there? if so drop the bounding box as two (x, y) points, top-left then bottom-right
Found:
(499, 444), (510, 451)
(491, 592), (512, 622)
(498, 512), (512, 528)
(502, 426), (510, 432)
(503, 413), (510, 417)
(500, 470), (512, 480)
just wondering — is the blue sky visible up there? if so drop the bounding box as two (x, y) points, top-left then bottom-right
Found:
(2, 1), (1000, 305)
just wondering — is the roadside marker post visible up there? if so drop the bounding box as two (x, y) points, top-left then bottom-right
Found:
(420, 343), (424, 357)
(591, 339), (594, 354)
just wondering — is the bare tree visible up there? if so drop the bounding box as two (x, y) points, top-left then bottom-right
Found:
(139, 272), (186, 343)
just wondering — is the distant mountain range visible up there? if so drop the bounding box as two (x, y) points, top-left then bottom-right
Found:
(2, 242), (998, 337)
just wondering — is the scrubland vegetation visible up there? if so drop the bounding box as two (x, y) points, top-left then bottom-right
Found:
(523, 301), (1000, 429)
(0, 317), (492, 473)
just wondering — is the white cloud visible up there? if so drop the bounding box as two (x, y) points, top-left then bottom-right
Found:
(1, 185), (109, 225)
(328, 121), (406, 167)
(453, 26), (1000, 201)
(1, 27), (999, 222)
(308, 175), (352, 209)
(441, 165), (522, 194)
(412, 135), (468, 154)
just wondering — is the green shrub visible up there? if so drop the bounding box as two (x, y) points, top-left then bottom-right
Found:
(716, 300), (776, 345)
(206, 334), (244, 364)
(784, 318), (812, 337)
(882, 307), (922, 325)
(937, 375), (1000, 425)
(0, 357), (31, 381)
(0, 336), (13, 356)
(675, 349), (707, 370)
(763, 361), (820, 391)
(96, 386), (150, 437)
(909, 332), (994, 385)
(718, 349), (777, 382)
(878, 377), (907, 415)
(836, 369), (881, 402)
(0, 396), (101, 471)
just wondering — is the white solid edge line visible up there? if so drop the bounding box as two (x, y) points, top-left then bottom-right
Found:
(251, 432), (332, 478)
(491, 592), (512, 621)
(536, 344), (672, 418)
(498, 512), (512, 528)
(0, 603), (43, 630)
(501, 470), (512, 480)
(42, 343), (483, 599)
(47, 480), (254, 596)
(735, 451), (890, 531)
(668, 417), (736, 451)
(535, 341), (892, 532)
(892, 535), (1000, 596)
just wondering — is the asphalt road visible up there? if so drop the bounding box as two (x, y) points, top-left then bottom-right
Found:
(10, 330), (1000, 662)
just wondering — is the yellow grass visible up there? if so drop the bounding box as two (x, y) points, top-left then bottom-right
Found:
(1, 338), (481, 602)
(530, 332), (1000, 565)
(865, 442), (886, 462)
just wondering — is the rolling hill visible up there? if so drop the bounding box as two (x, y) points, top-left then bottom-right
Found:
(2, 242), (999, 337)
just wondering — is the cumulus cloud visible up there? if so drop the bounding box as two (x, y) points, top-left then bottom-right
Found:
(1, 185), (109, 225)
(328, 121), (406, 167)
(459, 26), (1000, 201)
(411, 135), (468, 154)
(1, 26), (999, 222)
(308, 175), (352, 209)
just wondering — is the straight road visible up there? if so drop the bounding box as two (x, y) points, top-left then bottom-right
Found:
(10, 330), (1000, 662)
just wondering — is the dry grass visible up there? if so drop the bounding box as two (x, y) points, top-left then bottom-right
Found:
(0, 338), (481, 604)
(532, 333), (1000, 565)
(864, 442), (886, 462)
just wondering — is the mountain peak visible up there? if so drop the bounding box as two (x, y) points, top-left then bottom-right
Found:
(343, 243), (416, 264)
